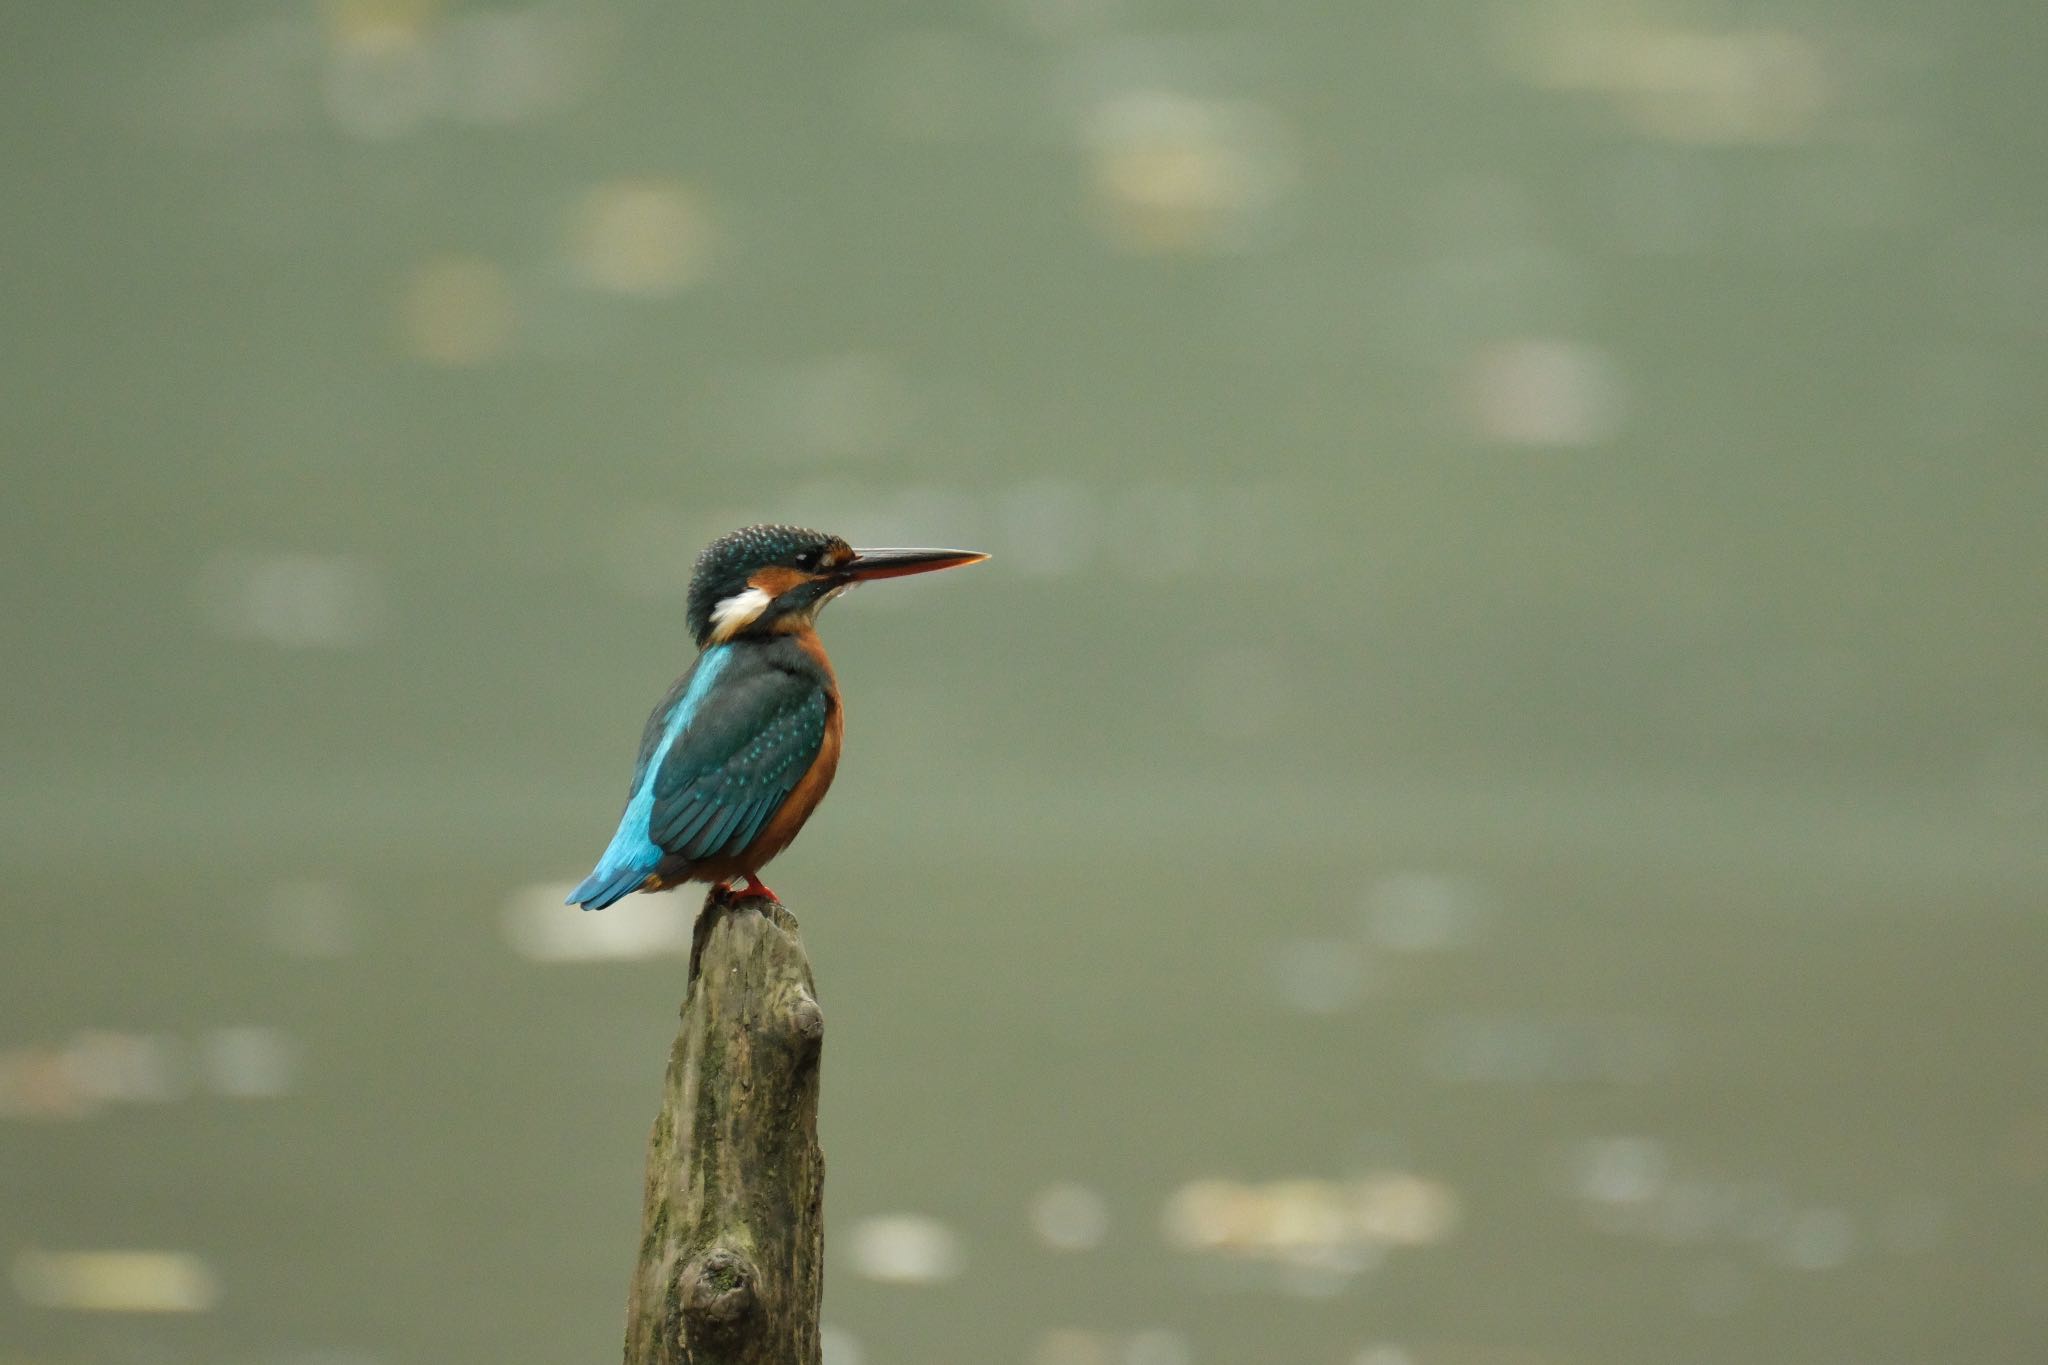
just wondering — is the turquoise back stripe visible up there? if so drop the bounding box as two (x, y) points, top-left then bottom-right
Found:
(590, 645), (733, 882)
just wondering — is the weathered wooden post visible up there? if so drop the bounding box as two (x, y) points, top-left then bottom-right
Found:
(624, 889), (825, 1365)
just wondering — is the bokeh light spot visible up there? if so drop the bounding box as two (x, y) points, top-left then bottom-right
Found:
(1083, 93), (1293, 256)
(501, 884), (691, 962)
(569, 178), (715, 297)
(847, 1213), (964, 1285)
(820, 1324), (865, 1365)
(1350, 1347), (1416, 1365)
(201, 1026), (299, 1099)
(1122, 1327), (1191, 1365)
(195, 551), (383, 649)
(1776, 1207), (1855, 1271)
(400, 255), (516, 366)
(1267, 937), (1371, 1015)
(1362, 873), (1491, 952)
(12, 1249), (220, 1313)
(323, 15), (438, 140)
(1031, 1181), (1110, 1251)
(1467, 338), (1623, 446)
(1032, 1329), (1113, 1365)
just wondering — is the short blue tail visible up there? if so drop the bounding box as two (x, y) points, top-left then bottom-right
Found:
(566, 862), (653, 912)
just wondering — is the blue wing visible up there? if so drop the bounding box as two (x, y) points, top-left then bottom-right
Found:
(645, 674), (827, 863)
(568, 647), (827, 910)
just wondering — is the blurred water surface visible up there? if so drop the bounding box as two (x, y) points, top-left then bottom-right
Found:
(3, 2), (2045, 1362)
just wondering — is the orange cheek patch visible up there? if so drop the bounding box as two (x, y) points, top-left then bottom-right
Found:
(748, 566), (812, 596)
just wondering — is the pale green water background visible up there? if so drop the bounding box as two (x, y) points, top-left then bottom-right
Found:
(4, 2), (2046, 1362)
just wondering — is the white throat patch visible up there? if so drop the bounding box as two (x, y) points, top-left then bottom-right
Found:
(707, 586), (773, 642)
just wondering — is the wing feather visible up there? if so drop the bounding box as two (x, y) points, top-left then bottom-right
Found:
(645, 665), (829, 866)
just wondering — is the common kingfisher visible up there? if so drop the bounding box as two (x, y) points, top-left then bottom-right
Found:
(567, 524), (987, 911)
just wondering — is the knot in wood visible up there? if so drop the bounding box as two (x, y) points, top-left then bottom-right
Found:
(680, 1248), (758, 1339)
(785, 992), (824, 1049)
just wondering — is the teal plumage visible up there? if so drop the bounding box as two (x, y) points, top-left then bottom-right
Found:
(567, 641), (829, 910)
(567, 523), (985, 911)
(649, 670), (827, 859)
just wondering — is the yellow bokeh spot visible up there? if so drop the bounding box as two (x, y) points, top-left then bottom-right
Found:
(569, 178), (715, 297)
(12, 1250), (219, 1313)
(399, 255), (515, 366)
(323, 0), (446, 47)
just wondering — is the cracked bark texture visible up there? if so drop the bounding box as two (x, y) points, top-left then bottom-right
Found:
(624, 891), (824, 1365)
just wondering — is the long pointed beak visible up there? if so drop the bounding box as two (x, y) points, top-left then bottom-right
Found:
(839, 546), (990, 581)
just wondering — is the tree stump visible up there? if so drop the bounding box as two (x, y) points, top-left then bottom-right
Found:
(624, 890), (825, 1365)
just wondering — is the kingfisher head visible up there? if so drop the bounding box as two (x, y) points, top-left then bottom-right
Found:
(685, 523), (987, 647)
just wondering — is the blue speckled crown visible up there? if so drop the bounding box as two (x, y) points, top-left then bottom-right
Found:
(685, 524), (840, 644)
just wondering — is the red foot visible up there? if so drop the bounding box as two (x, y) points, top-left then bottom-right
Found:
(729, 873), (777, 902)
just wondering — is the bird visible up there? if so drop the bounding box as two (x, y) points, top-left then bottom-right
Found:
(567, 523), (987, 911)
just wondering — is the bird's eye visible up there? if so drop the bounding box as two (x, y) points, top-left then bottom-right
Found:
(794, 549), (820, 570)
